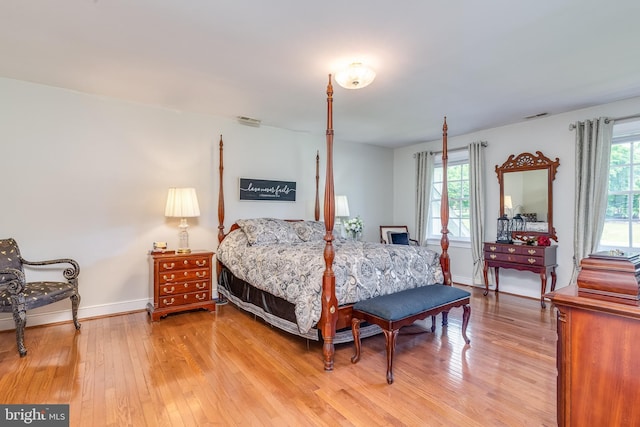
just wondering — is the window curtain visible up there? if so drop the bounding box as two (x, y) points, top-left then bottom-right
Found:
(415, 151), (434, 245)
(469, 142), (486, 284)
(571, 117), (614, 283)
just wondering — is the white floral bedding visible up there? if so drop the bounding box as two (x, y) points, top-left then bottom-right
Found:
(216, 218), (444, 334)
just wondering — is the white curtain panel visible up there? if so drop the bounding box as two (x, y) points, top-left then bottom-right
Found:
(571, 117), (613, 283)
(469, 142), (486, 284)
(415, 151), (434, 245)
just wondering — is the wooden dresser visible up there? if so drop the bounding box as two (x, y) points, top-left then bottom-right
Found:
(483, 242), (557, 307)
(547, 285), (640, 426)
(148, 250), (215, 321)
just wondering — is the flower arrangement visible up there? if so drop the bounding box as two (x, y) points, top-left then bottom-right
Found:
(343, 216), (364, 238)
(537, 235), (551, 246)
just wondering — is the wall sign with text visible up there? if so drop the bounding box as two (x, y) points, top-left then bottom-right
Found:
(239, 178), (296, 201)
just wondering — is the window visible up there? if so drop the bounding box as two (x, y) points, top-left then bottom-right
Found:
(428, 151), (470, 242)
(600, 120), (640, 251)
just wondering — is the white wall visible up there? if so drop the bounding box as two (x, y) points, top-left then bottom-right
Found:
(0, 77), (394, 330)
(394, 96), (640, 299)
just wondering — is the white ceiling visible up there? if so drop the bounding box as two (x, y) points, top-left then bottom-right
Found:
(1, 1), (639, 148)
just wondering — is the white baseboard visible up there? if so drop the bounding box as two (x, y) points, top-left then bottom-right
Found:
(0, 298), (150, 331)
(452, 274), (474, 287)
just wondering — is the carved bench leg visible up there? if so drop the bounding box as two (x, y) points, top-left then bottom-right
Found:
(461, 304), (471, 344)
(351, 318), (362, 364)
(382, 328), (399, 384)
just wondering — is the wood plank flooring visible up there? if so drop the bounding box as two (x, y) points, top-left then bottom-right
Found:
(0, 286), (558, 426)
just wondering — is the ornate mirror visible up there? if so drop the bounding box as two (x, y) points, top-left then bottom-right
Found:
(496, 151), (560, 241)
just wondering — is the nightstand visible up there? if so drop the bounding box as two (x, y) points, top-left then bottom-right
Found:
(147, 250), (215, 321)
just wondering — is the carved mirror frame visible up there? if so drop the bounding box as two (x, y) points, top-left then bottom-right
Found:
(496, 151), (560, 242)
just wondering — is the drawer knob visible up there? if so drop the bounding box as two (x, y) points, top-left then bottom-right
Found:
(196, 271), (207, 278)
(490, 254), (497, 259)
(489, 246), (497, 251)
(196, 282), (207, 289)
(528, 249), (537, 255)
(196, 260), (207, 267)
(528, 258), (537, 264)
(184, 260), (189, 265)
(163, 286), (175, 294)
(162, 262), (175, 270)
(163, 297), (175, 305)
(162, 274), (176, 282)
(196, 293), (207, 301)
(508, 248), (516, 253)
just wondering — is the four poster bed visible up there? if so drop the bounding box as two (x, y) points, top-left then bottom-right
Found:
(216, 76), (452, 371)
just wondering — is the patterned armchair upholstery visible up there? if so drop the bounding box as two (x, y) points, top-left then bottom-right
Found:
(0, 238), (81, 356)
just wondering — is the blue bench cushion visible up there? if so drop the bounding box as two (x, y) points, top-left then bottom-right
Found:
(353, 285), (470, 321)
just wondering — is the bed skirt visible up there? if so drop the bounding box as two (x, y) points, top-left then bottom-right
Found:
(218, 266), (381, 344)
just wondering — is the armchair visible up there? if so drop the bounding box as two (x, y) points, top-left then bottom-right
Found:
(0, 238), (81, 356)
(379, 225), (418, 245)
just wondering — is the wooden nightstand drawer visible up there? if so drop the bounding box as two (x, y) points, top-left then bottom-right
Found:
(158, 268), (209, 284)
(158, 256), (211, 272)
(148, 250), (215, 321)
(158, 291), (211, 308)
(159, 280), (210, 296)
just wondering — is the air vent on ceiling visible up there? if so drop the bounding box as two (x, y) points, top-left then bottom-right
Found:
(524, 112), (548, 120)
(237, 116), (262, 127)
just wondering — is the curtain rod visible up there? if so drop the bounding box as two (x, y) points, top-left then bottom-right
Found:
(428, 141), (487, 156)
(568, 113), (640, 130)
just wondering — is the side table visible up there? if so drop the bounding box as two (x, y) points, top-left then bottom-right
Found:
(148, 250), (215, 321)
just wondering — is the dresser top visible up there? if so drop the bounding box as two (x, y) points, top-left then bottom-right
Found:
(149, 250), (214, 259)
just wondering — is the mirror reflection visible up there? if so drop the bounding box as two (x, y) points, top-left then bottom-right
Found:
(503, 169), (549, 232)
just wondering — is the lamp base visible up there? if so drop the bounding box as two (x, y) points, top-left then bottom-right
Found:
(177, 248), (192, 254)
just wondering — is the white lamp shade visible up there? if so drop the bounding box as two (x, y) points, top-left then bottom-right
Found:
(504, 195), (513, 210)
(335, 195), (350, 217)
(335, 63), (376, 90)
(165, 187), (201, 218)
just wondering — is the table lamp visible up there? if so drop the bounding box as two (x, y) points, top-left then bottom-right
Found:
(165, 187), (200, 253)
(335, 195), (350, 238)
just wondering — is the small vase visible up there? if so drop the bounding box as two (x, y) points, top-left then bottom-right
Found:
(348, 231), (361, 241)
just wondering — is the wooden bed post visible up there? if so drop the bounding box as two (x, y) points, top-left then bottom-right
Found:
(217, 135), (225, 245)
(320, 75), (338, 371)
(216, 135), (227, 303)
(440, 118), (452, 285)
(315, 150), (320, 221)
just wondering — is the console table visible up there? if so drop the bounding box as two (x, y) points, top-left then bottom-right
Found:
(483, 242), (557, 308)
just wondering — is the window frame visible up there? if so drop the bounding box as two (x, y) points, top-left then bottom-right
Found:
(427, 150), (471, 247)
(600, 122), (640, 252)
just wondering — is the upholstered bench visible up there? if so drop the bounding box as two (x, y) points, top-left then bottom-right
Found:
(351, 284), (471, 384)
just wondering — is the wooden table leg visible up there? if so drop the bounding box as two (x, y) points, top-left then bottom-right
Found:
(540, 269), (548, 309)
(550, 266), (557, 292)
(483, 261), (489, 296)
(494, 267), (500, 293)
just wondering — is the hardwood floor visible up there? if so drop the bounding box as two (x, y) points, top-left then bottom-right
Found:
(0, 286), (558, 426)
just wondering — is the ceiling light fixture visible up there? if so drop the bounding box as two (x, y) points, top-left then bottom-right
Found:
(335, 62), (376, 90)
